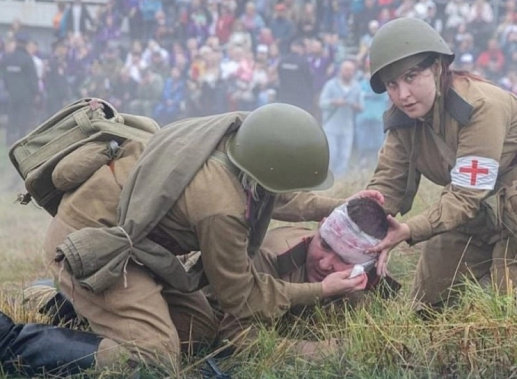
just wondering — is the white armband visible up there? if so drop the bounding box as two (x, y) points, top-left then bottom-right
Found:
(450, 156), (498, 190)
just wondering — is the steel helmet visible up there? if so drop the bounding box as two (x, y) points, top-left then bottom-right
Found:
(369, 17), (454, 94)
(227, 103), (333, 193)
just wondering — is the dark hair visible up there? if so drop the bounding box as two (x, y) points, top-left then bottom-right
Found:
(347, 198), (388, 240)
(439, 56), (489, 95)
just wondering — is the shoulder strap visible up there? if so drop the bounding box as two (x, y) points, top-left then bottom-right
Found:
(426, 125), (456, 167)
(209, 150), (240, 177)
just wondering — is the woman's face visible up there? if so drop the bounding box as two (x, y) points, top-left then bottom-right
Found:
(384, 63), (438, 119)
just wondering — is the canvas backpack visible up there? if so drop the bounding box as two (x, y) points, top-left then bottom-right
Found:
(9, 97), (160, 216)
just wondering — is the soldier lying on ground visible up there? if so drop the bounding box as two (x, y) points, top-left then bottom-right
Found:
(0, 103), (384, 377)
(207, 197), (400, 359)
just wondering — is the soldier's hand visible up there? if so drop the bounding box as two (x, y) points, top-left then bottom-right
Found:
(367, 215), (410, 277)
(321, 270), (368, 297)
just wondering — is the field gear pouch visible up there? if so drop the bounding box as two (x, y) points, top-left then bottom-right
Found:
(8, 98), (160, 216)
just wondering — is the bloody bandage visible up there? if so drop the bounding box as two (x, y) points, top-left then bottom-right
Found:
(320, 203), (380, 265)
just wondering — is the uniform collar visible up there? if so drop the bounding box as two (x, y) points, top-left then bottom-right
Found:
(383, 87), (473, 132)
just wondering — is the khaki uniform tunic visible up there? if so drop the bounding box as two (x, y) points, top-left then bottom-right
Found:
(367, 76), (517, 305)
(45, 134), (342, 367)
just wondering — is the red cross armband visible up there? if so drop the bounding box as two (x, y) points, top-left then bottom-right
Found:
(451, 156), (498, 190)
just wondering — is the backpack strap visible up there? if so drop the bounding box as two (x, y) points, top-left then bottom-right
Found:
(209, 150), (240, 177)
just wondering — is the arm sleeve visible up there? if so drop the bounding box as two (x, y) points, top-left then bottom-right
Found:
(272, 192), (343, 222)
(405, 96), (511, 243)
(318, 81), (335, 110)
(197, 214), (322, 322)
(366, 129), (412, 216)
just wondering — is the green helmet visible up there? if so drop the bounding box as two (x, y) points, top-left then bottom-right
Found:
(227, 103), (334, 193)
(369, 17), (454, 94)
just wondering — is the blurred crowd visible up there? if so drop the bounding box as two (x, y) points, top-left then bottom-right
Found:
(1, 0), (516, 173)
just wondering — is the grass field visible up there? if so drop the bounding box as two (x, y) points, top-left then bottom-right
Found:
(1, 142), (517, 378)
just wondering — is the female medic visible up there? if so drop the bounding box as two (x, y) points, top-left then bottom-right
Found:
(365, 17), (517, 308)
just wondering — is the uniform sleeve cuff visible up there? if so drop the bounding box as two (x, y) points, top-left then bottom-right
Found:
(286, 282), (323, 306)
(405, 215), (433, 244)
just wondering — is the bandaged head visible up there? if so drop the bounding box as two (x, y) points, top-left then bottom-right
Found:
(319, 202), (381, 265)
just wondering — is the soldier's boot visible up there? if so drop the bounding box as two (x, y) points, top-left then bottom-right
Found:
(0, 310), (100, 377)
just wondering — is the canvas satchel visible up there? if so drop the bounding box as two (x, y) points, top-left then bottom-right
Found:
(9, 98), (160, 216)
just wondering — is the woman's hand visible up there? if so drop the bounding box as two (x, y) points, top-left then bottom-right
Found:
(346, 189), (384, 206)
(368, 215), (411, 277)
(321, 269), (368, 297)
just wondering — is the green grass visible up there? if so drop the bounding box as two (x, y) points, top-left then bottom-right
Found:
(2, 144), (517, 378)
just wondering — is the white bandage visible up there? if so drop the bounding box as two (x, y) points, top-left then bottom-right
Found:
(320, 203), (381, 265)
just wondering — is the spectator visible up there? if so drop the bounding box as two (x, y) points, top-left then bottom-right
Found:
(0, 32), (39, 147)
(327, 0), (349, 39)
(496, 14), (517, 48)
(215, 2), (235, 45)
(395, 0), (416, 18)
(61, 0), (95, 39)
(240, 2), (265, 48)
(6, 18), (24, 42)
(139, 0), (163, 42)
(99, 45), (124, 81)
(476, 38), (505, 82)
(504, 0), (517, 24)
(277, 38), (314, 113)
(502, 27), (517, 65)
(355, 60), (390, 168)
(257, 27), (275, 47)
(148, 49), (171, 79)
(198, 48), (227, 116)
(93, 14), (122, 55)
(52, 1), (67, 39)
(269, 3), (296, 55)
(206, 0), (220, 37)
(353, 0), (380, 43)
(456, 53), (475, 71)
(124, 47), (147, 83)
(142, 39), (169, 67)
(377, 6), (393, 27)
(128, 66), (163, 117)
(499, 67), (517, 95)
(183, 36), (199, 64)
(110, 66), (139, 113)
(423, 3), (443, 34)
(227, 47), (255, 111)
(357, 19), (380, 68)
(185, 0), (212, 45)
(227, 19), (253, 52)
(319, 59), (363, 177)
(444, 0), (470, 36)
(26, 40), (46, 123)
(253, 44), (274, 107)
(78, 60), (111, 100)
(66, 35), (94, 96)
(282, 0), (301, 26)
(154, 66), (186, 124)
(153, 10), (176, 49)
(267, 41), (281, 70)
(413, 0), (436, 20)
(123, 0), (142, 41)
(307, 37), (335, 118)
(466, 0), (494, 51)
(205, 35), (221, 53)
